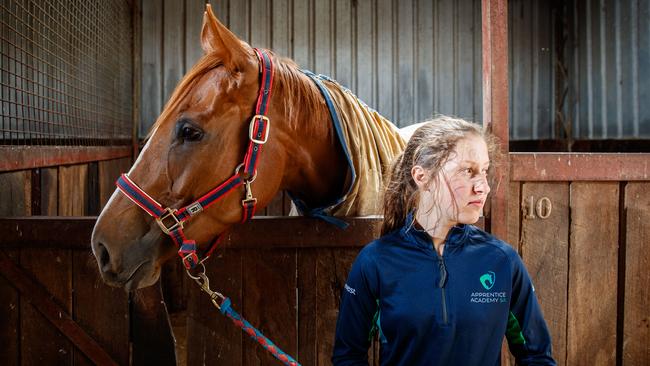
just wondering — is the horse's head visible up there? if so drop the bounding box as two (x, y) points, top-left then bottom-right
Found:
(91, 5), (291, 290)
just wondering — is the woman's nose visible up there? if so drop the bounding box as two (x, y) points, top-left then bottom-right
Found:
(473, 177), (490, 194)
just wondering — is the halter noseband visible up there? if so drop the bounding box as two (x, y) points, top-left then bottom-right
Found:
(115, 48), (274, 270)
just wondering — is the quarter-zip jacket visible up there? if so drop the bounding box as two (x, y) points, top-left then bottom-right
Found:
(332, 216), (556, 366)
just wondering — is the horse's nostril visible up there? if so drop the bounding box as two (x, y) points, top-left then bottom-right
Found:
(96, 242), (111, 271)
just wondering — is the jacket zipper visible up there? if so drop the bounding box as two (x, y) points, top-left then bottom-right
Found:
(437, 254), (448, 324)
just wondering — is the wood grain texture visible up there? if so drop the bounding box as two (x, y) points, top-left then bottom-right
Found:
(0, 170), (31, 216)
(40, 168), (58, 215)
(58, 164), (88, 216)
(187, 248), (243, 366)
(0, 250), (20, 366)
(98, 158), (131, 209)
(20, 248), (73, 365)
(242, 249), (297, 365)
(623, 183), (650, 365)
(0, 171), (30, 365)
(568, 182), (618, 365)
(315, 248), (359, 365)
(521, 183), (569, 365)
(72, 251), (129, 366)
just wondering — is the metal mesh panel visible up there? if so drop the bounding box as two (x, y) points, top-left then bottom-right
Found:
(1, 0), (133, 146)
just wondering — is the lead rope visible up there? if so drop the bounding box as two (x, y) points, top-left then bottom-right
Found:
(187, 264), (301, 366)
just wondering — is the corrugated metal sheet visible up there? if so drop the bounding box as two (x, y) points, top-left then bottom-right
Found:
(139, 0), (483, 136)
(566, 0), (650, 139)
(140, 0), (650, 140)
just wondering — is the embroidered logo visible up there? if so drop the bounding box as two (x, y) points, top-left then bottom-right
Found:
(344, 284), (356, 295)
(480, 271), (496, 290)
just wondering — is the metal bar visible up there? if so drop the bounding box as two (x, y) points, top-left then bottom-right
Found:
(0, 250), (119, 366)
(482, 0), (509, 240)
(510, 153), (650, 181)
(0, 216), (484, 250)
(0, 146), (131, 171)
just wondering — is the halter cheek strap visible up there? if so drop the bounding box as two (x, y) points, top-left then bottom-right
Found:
(115, 48), (274, 269)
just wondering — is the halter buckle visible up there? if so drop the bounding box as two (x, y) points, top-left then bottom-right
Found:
(156, 208), (183, 234)
(249, 115), (270, 144)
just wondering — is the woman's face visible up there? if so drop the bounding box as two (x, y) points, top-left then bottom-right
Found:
(418, 134), (491, 227)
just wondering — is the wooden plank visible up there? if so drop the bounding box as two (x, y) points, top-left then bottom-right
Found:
(297, 248), (318, 364)
(0, 217), (383, 249)
(482, 0), (509, 241)
(264, 191), (286, 216)
(141, 0), (163, 136)
(520, 183), (569, 366)
(507, 181), (521, 252)
(98, 158), (131, 209)
(131, 282), (177, 365)
(0, 146), (131, 173)
(0, 250), (20, 366)
(510, 153), (650, 181)
(0, 170), (30, 364)
(242, 249), (297, 365)
(58, 164), (88, 216)
(187, 248), (243, 366)
(315, 248), (359, 364)
(40, 168), (58, 215)
(19, 247), (75, 365)
(623, 183), (650, 364)
(0, 250), (119, 366)
(72, 251), (130, 366)
(0, 170), (31, 215)
(568, 182), (618, 365)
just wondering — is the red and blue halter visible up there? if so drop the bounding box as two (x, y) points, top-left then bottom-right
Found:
(116, 48), (274, 270)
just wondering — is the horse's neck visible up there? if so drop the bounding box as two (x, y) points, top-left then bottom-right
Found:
(275, 71), (348, 210)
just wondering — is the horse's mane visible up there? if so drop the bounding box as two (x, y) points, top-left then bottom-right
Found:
(148, 50), (331, 141)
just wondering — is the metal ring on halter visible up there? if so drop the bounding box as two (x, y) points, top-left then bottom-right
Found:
(234, 163), (258, 182)
(185, 262), (206, 280)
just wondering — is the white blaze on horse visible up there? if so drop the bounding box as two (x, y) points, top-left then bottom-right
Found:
(91, 5), (414, 291)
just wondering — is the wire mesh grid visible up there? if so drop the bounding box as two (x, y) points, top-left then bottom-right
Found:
(1, 0), (133, 146)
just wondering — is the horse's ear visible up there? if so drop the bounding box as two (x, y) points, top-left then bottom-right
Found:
(201, 4), (250, 64)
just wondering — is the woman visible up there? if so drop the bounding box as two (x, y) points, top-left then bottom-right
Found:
(332, 117), (555, 365)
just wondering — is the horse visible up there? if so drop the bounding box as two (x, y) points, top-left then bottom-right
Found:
(91, 4), (415, 291)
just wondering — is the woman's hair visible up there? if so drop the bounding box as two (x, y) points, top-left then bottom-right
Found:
(381, 116), (498, 235)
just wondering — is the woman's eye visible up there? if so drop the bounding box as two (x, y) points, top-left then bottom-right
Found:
(177, 122), (204, 142)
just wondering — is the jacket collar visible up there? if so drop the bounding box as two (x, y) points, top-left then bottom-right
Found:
(399, 212), (470, 253)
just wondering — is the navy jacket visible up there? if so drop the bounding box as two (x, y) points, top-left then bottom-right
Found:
(332, 216), (556, 366)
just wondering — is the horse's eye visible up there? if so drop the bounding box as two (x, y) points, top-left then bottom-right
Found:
(176, 121), (204, 142)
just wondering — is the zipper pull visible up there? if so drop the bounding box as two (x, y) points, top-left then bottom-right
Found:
(438, 259), (448, 288)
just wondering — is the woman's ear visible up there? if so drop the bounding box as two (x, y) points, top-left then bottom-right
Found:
(411, 165), (430, 190)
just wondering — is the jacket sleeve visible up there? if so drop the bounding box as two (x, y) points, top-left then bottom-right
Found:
(331, 247), (379, 366)
(507, 252), (557, 365)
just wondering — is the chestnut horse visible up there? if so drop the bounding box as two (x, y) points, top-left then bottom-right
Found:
(91, 5), (413, 290)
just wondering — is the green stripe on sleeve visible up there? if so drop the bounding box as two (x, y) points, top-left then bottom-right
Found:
(506, 311), (527, 345)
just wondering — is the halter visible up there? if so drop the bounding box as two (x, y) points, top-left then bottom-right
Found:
(116, 48), (274, 270)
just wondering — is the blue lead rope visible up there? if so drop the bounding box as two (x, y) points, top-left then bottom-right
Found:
(219, 298), (301, 366)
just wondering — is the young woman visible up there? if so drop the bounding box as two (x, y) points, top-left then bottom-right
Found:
(332, 117), (556, 365)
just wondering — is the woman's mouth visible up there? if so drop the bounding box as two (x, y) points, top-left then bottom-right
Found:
(468, 200), (483, 207)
